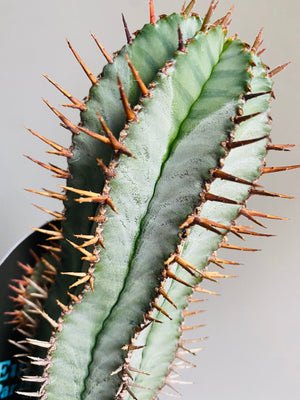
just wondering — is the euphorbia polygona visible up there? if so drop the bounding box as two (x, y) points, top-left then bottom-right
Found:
(3, 1), (298, 399)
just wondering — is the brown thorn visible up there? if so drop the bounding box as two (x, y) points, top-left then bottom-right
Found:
(201, 1), (219, 32)
(188, 298), (207, 303)
(266, 144), (296, 152)
(60, 103), (83, 110)
(66, 39), (98, 85)
(166, 254), (217, 282)
(182, 0), (196, 17)
(125, 386), (138, 400)
(216, 5), (234, 30)
(232, 225), (274, 237)
(180, 216), (223, 236)
(165, 270), (192, 288)
(242, 91), (271, 101)
(38, 244), (62, 253)
(205, 192), (245, 205)
(210, 257), (240, 266)
(121, 344), (146, 351)
(165, 254), (196, 276)
(26, 338), (52, 349)
(181, 337), (208, 345)
(42, 74), (86, 111)
(177, 25), (187, 53)
(8, 340), (30, 352)
(9, 295), (26, 305)
(227, 135), (268, 149)
(178, 343), (201, 355)
(67, 291), (80, 303)
(256, 48), (266, 56)
(17, 261), (34, 276)
(24, 155), (71, 179)
(25, 278), (48, 297)
(33, 204), (66, 221)
(29, 248), (40, 263)
(183, 310), (204, 317)
(66, 239), (98, 263)
(42, 98), (80, 134)
(124, 53), (150, 97)
(117, 76), (137, 122)
(208, 258), (224, 269)
(251, 28), (264, 53)
(76, 125), (110, 145)
(26, 127), (73, 158)
(153, 303), (172, 320)
(29, 303), (58, 329)
(88, 215), (107, 223)
(250, 188), (295, 199)
(97, 158), (117, 179)
(90, 33), (113, 64)
(149, 0), (156, 24)
(165, 381), (183, 396)
(232, 112), (261, 124)
(60, 185), (118, 212)
(205, 271), (237, 279)
(128, 365), (150, 376)
(212, 169), (258, 187)
(181, 2), (186, 14)
(194, 287), (220, 296)
(30, 227), (63, 240)
(61, 272), (87, 277)
(182, 324), (205, 332)
(144, 314), (162, 324)
(268, 62), (291, 77)
(96, 111), (135, 157)
(241, 208), (287, 228)
(262, 165), (300, 174)
(27, 356), (48, 367)
(241, 212), (268, 228)
(121, 13), (133, 44)
(181, 216), (243, 240)
(8, 284), (25, 295)
(74, 234), (100, 248)
(158, 288), (177, 309)
(69, 275), (91, 290)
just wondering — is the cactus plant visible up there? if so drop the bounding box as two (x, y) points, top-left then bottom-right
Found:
(1, 1), (299, 399)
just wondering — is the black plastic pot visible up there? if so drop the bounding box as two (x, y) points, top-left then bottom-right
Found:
(0, 224), (51, 399)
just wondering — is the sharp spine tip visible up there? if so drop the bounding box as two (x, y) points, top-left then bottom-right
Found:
(124, 53), (150, 97)
(182, 0), (196, 18)
(42, 98), (80, 134)
(66, 39), (98, 85)
(201, 1), (219, 32)
(149, 0), (156, 24)
(91, 32), (113, 64)
(266, 143), (296, 151)
(268, 62), (291, 77)
(262, 165), (300, 174)
(43, 74), (86, 110)
(117, 76), (137, 122)
(26, 338), (52, 349)
(26, 127), (73, 158)
(233, 112), (261, 124)
(177, 25), (187, 53)
(122, 13), (133, 44)
(250, 188), (295, 199)
(251, 27), (264, 53)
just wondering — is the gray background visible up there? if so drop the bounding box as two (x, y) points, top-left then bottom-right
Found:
(0, 1), (299, 399)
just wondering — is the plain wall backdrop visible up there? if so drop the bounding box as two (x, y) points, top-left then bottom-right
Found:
(1, 1), (299, 399)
